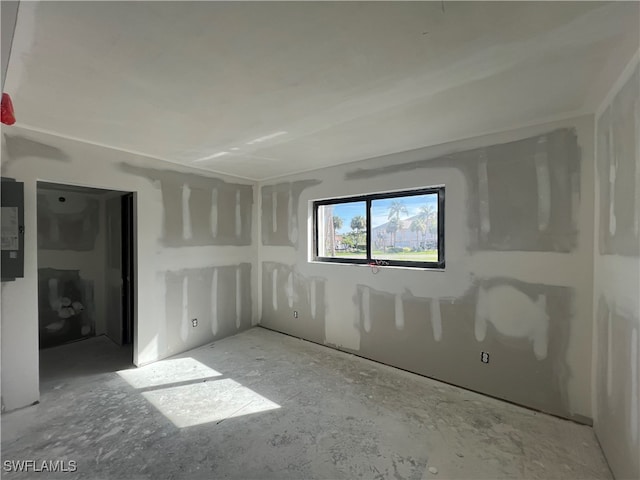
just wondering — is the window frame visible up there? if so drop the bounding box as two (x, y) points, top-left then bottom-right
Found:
(313, 186), (445, 269)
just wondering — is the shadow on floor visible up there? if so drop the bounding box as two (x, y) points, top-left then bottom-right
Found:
(39, 335), (133, 392)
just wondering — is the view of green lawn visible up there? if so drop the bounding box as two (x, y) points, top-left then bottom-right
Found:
(373, 250), (438, 262)
(334, 251), (366, 258)
(334, 250), (438, 262)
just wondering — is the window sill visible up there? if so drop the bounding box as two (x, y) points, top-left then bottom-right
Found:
(307, 260), (446, 272)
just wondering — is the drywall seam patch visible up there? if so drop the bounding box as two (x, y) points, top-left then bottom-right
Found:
(478, 150), (491, 241)
(570, 172), (580, 231)
(272, 191), (278, 233)
(395, 293), (404, 330)
(607, 309), (613, 397)
(286, 272), (294, 309)
(181, 276), (189, 342)
(310, 279), (317, 320)
(635, 97), (640, 237)
(272, 268), (278, 311)
(287, 184), (294, 244)
(211, 268), (218, 335)
(535, 136), (551, 231)
(631, 327), (638, 443)
(235, 267), (242, 329)
(362, 287), (371, 333)
(474, 284), (549, 360)
(608, 125), (617, 236)
(430, 298), (442, 342)
(182, 184), (192, 240)
(210, 188), (218, 238)
(235, 189), (242, 238)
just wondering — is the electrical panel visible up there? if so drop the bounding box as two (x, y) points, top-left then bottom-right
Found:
(1, 177), (24, 281)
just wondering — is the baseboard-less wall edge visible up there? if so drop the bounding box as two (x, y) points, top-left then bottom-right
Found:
(593, 428), (617, 480)
(1, 399), (40, 415)
(256, 324), (594, 427)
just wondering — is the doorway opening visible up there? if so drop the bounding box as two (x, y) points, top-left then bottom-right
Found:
(36, 182), (135, 387)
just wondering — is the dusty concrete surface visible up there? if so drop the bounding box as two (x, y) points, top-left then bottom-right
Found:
(2, 328), (610, 480)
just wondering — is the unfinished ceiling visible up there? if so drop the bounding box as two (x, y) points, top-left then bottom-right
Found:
(4, 1), (638, 180)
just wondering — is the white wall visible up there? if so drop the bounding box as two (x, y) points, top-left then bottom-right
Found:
(1, 127), (259, 411)
(592, 51), (640, 480)
(259, 115), (595, 422)
(1, 1), (19, 90)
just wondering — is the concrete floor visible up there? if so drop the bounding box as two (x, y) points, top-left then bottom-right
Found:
(2, 327), (611, 480)
(38, 335), (134, 392)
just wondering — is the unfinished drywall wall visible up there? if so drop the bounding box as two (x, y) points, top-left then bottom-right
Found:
(163, 264), (252, 355)
(121, 165), (253, 247)
(597, 68), (640, 257)
(261, 261), (326, 344)
(347, 128), (580, 253)
(353, 279), (573, 417)
(593, 56), (640, 480)
(261, 181), (321, 247)
(259, 116), (595, 422)
(0, 127), (258, 412)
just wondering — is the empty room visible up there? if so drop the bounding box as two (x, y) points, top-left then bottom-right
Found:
(1, 1), (638, 479)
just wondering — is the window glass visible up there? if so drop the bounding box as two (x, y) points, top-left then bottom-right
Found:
(314, 187), (444, 269)
(316, 201), (366, 259)
(371, 193), (438, 263)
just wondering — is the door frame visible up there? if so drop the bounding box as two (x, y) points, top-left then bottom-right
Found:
(35, 180), (137, 374)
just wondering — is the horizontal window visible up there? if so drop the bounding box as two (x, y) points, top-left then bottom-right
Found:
(313, 186), (445, 269)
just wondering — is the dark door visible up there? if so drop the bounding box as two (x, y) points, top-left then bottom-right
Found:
(121, 194), (134, 345)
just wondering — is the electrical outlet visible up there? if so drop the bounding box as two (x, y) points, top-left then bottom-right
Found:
(192, 318), (198, 327)
(480, 352), (489, 364)
(293, 311), (298, 318)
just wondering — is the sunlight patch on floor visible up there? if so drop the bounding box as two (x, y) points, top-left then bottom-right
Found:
(142, 378), (281, 428)
(117, 357), (280, 428)
(117, 357), (222, 389)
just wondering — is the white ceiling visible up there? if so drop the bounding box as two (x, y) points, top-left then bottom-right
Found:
(5, 1), (638, 181)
